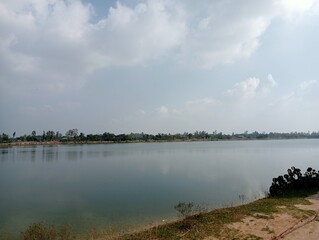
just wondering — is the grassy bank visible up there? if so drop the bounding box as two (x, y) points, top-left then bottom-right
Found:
(116, 191), (316, 240)
(4, 190), (316, 240)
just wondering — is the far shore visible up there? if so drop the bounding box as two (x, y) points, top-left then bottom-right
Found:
(0, 138), (230, 147)
(0, 137), (314, 148)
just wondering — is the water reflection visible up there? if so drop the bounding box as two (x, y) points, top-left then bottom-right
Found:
(86, 150), (101, 158)
(1, 149), (9, 154)
(0, 148), (9, 162)
(63, 145), (85, 161)
(42, 146), (59, 162)
(29, 146), (37, 162)
(66, 151), (79, 161)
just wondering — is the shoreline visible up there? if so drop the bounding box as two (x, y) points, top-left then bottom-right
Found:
(0, 138), (228, 147)
(115, 191), (319, 240)
(0, 137), (315, 148)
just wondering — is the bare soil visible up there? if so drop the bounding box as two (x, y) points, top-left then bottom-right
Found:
(225, 193), (319, 240)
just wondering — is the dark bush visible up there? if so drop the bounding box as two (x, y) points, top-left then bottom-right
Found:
(269, 167), (319, 197)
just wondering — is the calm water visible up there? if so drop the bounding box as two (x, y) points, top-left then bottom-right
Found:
(1, 139), (319, 235)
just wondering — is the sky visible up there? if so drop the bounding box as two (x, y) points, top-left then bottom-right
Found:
(1, 0), (319, 136)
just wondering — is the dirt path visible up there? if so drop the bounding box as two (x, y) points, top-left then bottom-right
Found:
(225, 193), (319, 240)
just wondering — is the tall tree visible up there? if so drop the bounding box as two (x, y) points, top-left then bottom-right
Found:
(31, 130), (36, 141)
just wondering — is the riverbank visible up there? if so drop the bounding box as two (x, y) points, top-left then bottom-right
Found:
(114, 191), (319, 240)
(0, 138), (219, 147)
(0, 137), (315, 148)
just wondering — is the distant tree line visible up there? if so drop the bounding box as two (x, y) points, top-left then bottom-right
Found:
(1, 130), (319, 144)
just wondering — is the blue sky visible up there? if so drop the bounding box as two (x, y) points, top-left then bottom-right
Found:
(1, 0), (319, 135)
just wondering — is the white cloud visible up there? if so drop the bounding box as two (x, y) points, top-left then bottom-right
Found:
(260, 73), (278, 96)
(0, 0), (93, 94)
(281, 91), (296, 102)
(227, 77), (261, 99)
(280, 0), (319, 19)
(281, 79), (318, 104)
(186, 97), (213, 105)
(185, 98), (216, 112)
(281, 0), (316, 11)
(90, 1), (187, 68)
(267, 74), (278, 88)
(1, 0), (319, 97)
(0, 0), (187, 94)
(159, 105), (169, 115)
(136, 109), (146, 116)
(181, 14), (271, 68)
(299, 80), (317, 90)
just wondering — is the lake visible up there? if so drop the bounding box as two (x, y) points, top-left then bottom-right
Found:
(1, 139), (319, 236)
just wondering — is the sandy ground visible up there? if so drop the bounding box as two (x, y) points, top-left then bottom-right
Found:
(228, 193), (319, 240)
